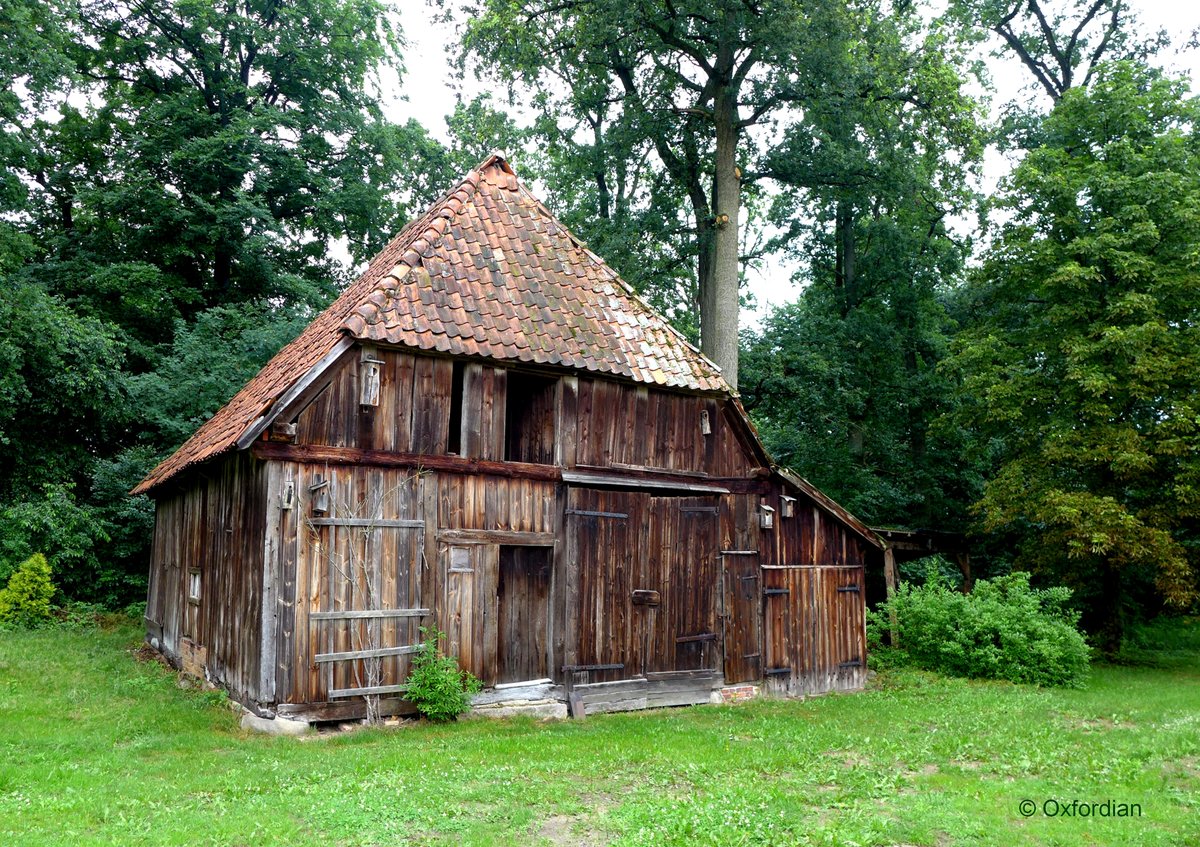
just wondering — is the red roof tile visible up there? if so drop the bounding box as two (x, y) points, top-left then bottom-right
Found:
(134, 154), (728, 495)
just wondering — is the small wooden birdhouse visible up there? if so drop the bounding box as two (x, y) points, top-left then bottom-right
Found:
(359, 346), (383, 407)
(280, 478), (295, 511)
(309, 477), (330, 516)
(759, 503), (775, 529)
(780, 495), (796, 519)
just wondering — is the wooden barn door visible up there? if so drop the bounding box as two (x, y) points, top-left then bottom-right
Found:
(646, 496), (721, 673)
(567, 488), (637, 681)
(762, 564), (866, 695)
(309, 519), (426, 701)
(722, 551), (762, 684)
(497, 545), (552, 683)
(820, 566), (867, 690)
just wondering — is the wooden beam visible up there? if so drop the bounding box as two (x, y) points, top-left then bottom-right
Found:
(883, 545), (899, 647)
(437, 529), (556, 546)
(561, 469), (730, 495)
(329, 683), (410, 699)
(314, 645), (421, 663)
(307, 517), (425, 529)
(252, 441), (562, 481)
(310, 608), (430, 621)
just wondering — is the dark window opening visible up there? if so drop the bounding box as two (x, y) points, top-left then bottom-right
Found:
(447, 361), (465, 455)
(504, 371), (557, 464)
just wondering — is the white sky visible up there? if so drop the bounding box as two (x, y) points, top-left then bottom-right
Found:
(383, 1), (1200, 326)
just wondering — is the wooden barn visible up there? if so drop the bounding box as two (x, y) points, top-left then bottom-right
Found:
(134, 154), (883, 724)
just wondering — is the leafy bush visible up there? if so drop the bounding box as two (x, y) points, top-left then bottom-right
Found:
(868, 570), (1090, 687)
(405, 627), (482, 722)
(0, 553), (56, 628)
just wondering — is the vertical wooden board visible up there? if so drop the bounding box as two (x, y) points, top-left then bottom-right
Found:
(666, 394), (683, 471)
(422, 473), (441, 660)
(489, 367), (507, 462)
(392, 351), (417, 454)
(461, 363), (484, 458)
(575, 378), (595, 466)
(461, 473), (478, 531)
(812, 508), (824, 565)
(257, 461), (282, 704)
(478, 366), (496, 461)
(275, 464), (298, 704)
(410, 356), (433, 454)
(597, 382), (616, 468)
(642, 391), (660, 468)
(556, 375), (578, 469)
(307, 469), (327, 702)
(479, 544), (499, 683)
(339, 358), (361, 449)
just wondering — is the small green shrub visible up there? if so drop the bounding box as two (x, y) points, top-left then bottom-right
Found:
(0, 552), (56, 628)
(405, 627), (482, 722)
(868, 570), (1090, 687)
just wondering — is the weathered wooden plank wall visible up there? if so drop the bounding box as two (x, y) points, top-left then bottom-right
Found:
(145, 452), (268, 705)
(574, 378), (753, 477)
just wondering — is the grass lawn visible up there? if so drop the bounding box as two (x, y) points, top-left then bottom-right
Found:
(1, 621), (1197, 846)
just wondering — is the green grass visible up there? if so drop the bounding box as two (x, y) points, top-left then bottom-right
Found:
(1, 621), (1197, 846)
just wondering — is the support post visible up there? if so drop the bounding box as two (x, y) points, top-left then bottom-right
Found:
(883, 544), (899, 648)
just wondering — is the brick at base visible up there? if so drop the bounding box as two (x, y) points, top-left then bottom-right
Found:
(717, 684), (760, 703)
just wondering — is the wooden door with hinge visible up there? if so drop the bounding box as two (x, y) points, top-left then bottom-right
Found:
(566, 488), (636, 682)
(761, 564), (867, 695)
(641, 496), (720, 674)
(721, 550), (762, 684)
(308, 518), (427, 702)
(824, 565), (867, 690)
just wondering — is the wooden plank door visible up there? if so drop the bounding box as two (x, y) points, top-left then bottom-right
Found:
(819, 565), (867, 691)
(310, 521), (426, 701)
(643, 496), (720, 674)
(722, 551), (762, 684)
(443, 542), (498, 682)
(567, 488), (636, 682)
(497, 545), (553, 683)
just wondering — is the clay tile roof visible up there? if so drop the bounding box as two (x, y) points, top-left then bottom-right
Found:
(133, 154), (728, 496)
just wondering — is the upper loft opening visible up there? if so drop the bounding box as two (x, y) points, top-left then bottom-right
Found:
(504, 371), (557, 464)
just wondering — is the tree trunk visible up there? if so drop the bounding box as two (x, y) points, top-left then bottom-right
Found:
(835, 200), (856, 313)
(1096, 559), (1125, 657)
(705, 83), (741, 389)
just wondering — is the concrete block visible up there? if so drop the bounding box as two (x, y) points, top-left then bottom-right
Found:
(240, 710), (311, 736)
(470, 698), (568, 720)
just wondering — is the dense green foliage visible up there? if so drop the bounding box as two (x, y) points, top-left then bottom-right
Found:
(870, 571), (1091, 687)
(738, 4), (983, 529)
(405, 627), (483, 723)
(0, 0), (469, 603)
(2, 620), (1197, 844)
(0, 552), (56, 628)
(947, 62), (1200, 647)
